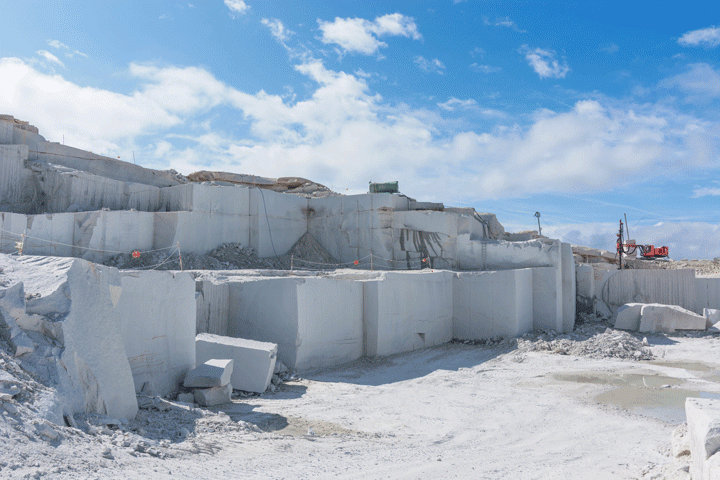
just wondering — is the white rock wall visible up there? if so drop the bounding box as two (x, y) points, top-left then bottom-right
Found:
(696, 277), (720, 313)
(594, 268), (697, 317)
(225, 276), (364, 370)
(36, 167), (161, 213)
(453, 269), (533, 340)
(195, 279), (230, 335)
(363, 271), (454, 357)
(227, 277), (301, 367)
(0, 144), (35, 213)
(533, 267), (562, 332)
(116, 270), (196, 396)
(249, 188), (307, 258)
(0, 121), (13, 144)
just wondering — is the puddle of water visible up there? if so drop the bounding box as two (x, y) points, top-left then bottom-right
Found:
(554, 373), (683, 388)
(554, 372), (720, 423)
(646, 360), (714, 372)
(596, 388), (720, 423)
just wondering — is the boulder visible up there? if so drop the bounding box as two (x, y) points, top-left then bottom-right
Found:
(638, 304), (706, 333)
(613, 303), (644, 330)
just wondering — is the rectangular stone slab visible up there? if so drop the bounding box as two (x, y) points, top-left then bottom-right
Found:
(196, 333), (277, 394)
(193, 383), (232, 407)
(184, 359), (233, 388)
(639, 304), (706, 333)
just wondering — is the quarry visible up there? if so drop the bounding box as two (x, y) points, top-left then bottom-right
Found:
(2, 114), (720, 479)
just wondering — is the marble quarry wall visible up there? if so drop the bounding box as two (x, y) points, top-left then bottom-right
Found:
(195, 265), (575, 371)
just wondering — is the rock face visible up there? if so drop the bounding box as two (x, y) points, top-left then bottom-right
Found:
(0, 255), (138, 420)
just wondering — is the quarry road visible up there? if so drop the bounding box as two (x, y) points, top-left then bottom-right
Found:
(219, 339), (720, 480)
(5, 335), (720, 479)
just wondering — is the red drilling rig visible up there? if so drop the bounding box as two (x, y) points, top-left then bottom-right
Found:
(616, 219), (669, 269)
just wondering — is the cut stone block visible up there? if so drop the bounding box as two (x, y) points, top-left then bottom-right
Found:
(184, 359), (233, 388)
(614, 303), (644, 330)
(195, 334), (277, 394)
(686, 398), (720, 480)
(705, 309), (720, 333)
(366, 271), (454, 356)
(226, 276), (363, 370)
(116, 270), (196, 397)
(177, 393), (195, 404)
(453, 269), (532, 340)
(639, 304), (706, 333)
(194, 384), (232, 407)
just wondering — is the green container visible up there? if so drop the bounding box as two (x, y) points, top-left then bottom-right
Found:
(369, 181), (399, 194)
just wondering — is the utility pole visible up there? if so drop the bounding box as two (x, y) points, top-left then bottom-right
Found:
(534, 212), (542, 236)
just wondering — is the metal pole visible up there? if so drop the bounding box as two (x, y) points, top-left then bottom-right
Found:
(534, 212), (542, 236)
(624, 213), (630, 239)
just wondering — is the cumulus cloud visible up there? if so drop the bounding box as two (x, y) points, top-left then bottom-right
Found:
(261, 18), (292, 42)
(224, 0), (249, 17)
(35, 50), (65, 68)
(414, 56), (445, 74)
(678, 26), (720, 48)
(318, 13), (421, 55)
(0, 56), (717, 207)
(661, 63), (720, 99)
(519, 45), (570, 79)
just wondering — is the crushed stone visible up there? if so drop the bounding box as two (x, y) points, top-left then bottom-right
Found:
(103, 233), (340, 271)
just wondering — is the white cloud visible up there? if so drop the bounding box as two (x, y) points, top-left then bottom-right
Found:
(414, 56), (445, 74)
(47, 40), (68, 50)
(0, 57), (183, 152)
(678, 26), (720, 48)
(470, 47), (485, 58)
(537, 221), (720, 260)
(46, 39), (87, 58)
(519, 45), (570, 79)
(224, 0), (249, 17)
(0, 56), (717, 208)
(693, 181), (720, 197)
(483, 16), (524, 32)
(661, 63), (720, 99)
(470, 63), (501, 74)
(438, 98), (477, 111)
(35, 50), (65, 68)
(261, 18), (291, 42)
(318, 13), (421, 55)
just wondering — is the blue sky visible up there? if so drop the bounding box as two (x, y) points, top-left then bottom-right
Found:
(1, 1), (719, 258)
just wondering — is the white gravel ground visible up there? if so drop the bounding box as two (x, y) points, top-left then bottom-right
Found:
(2, 325), (719, 479)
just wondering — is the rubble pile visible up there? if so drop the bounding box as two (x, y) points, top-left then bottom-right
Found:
(517, 314), (654, 360)
(104, 233), (340, 272)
